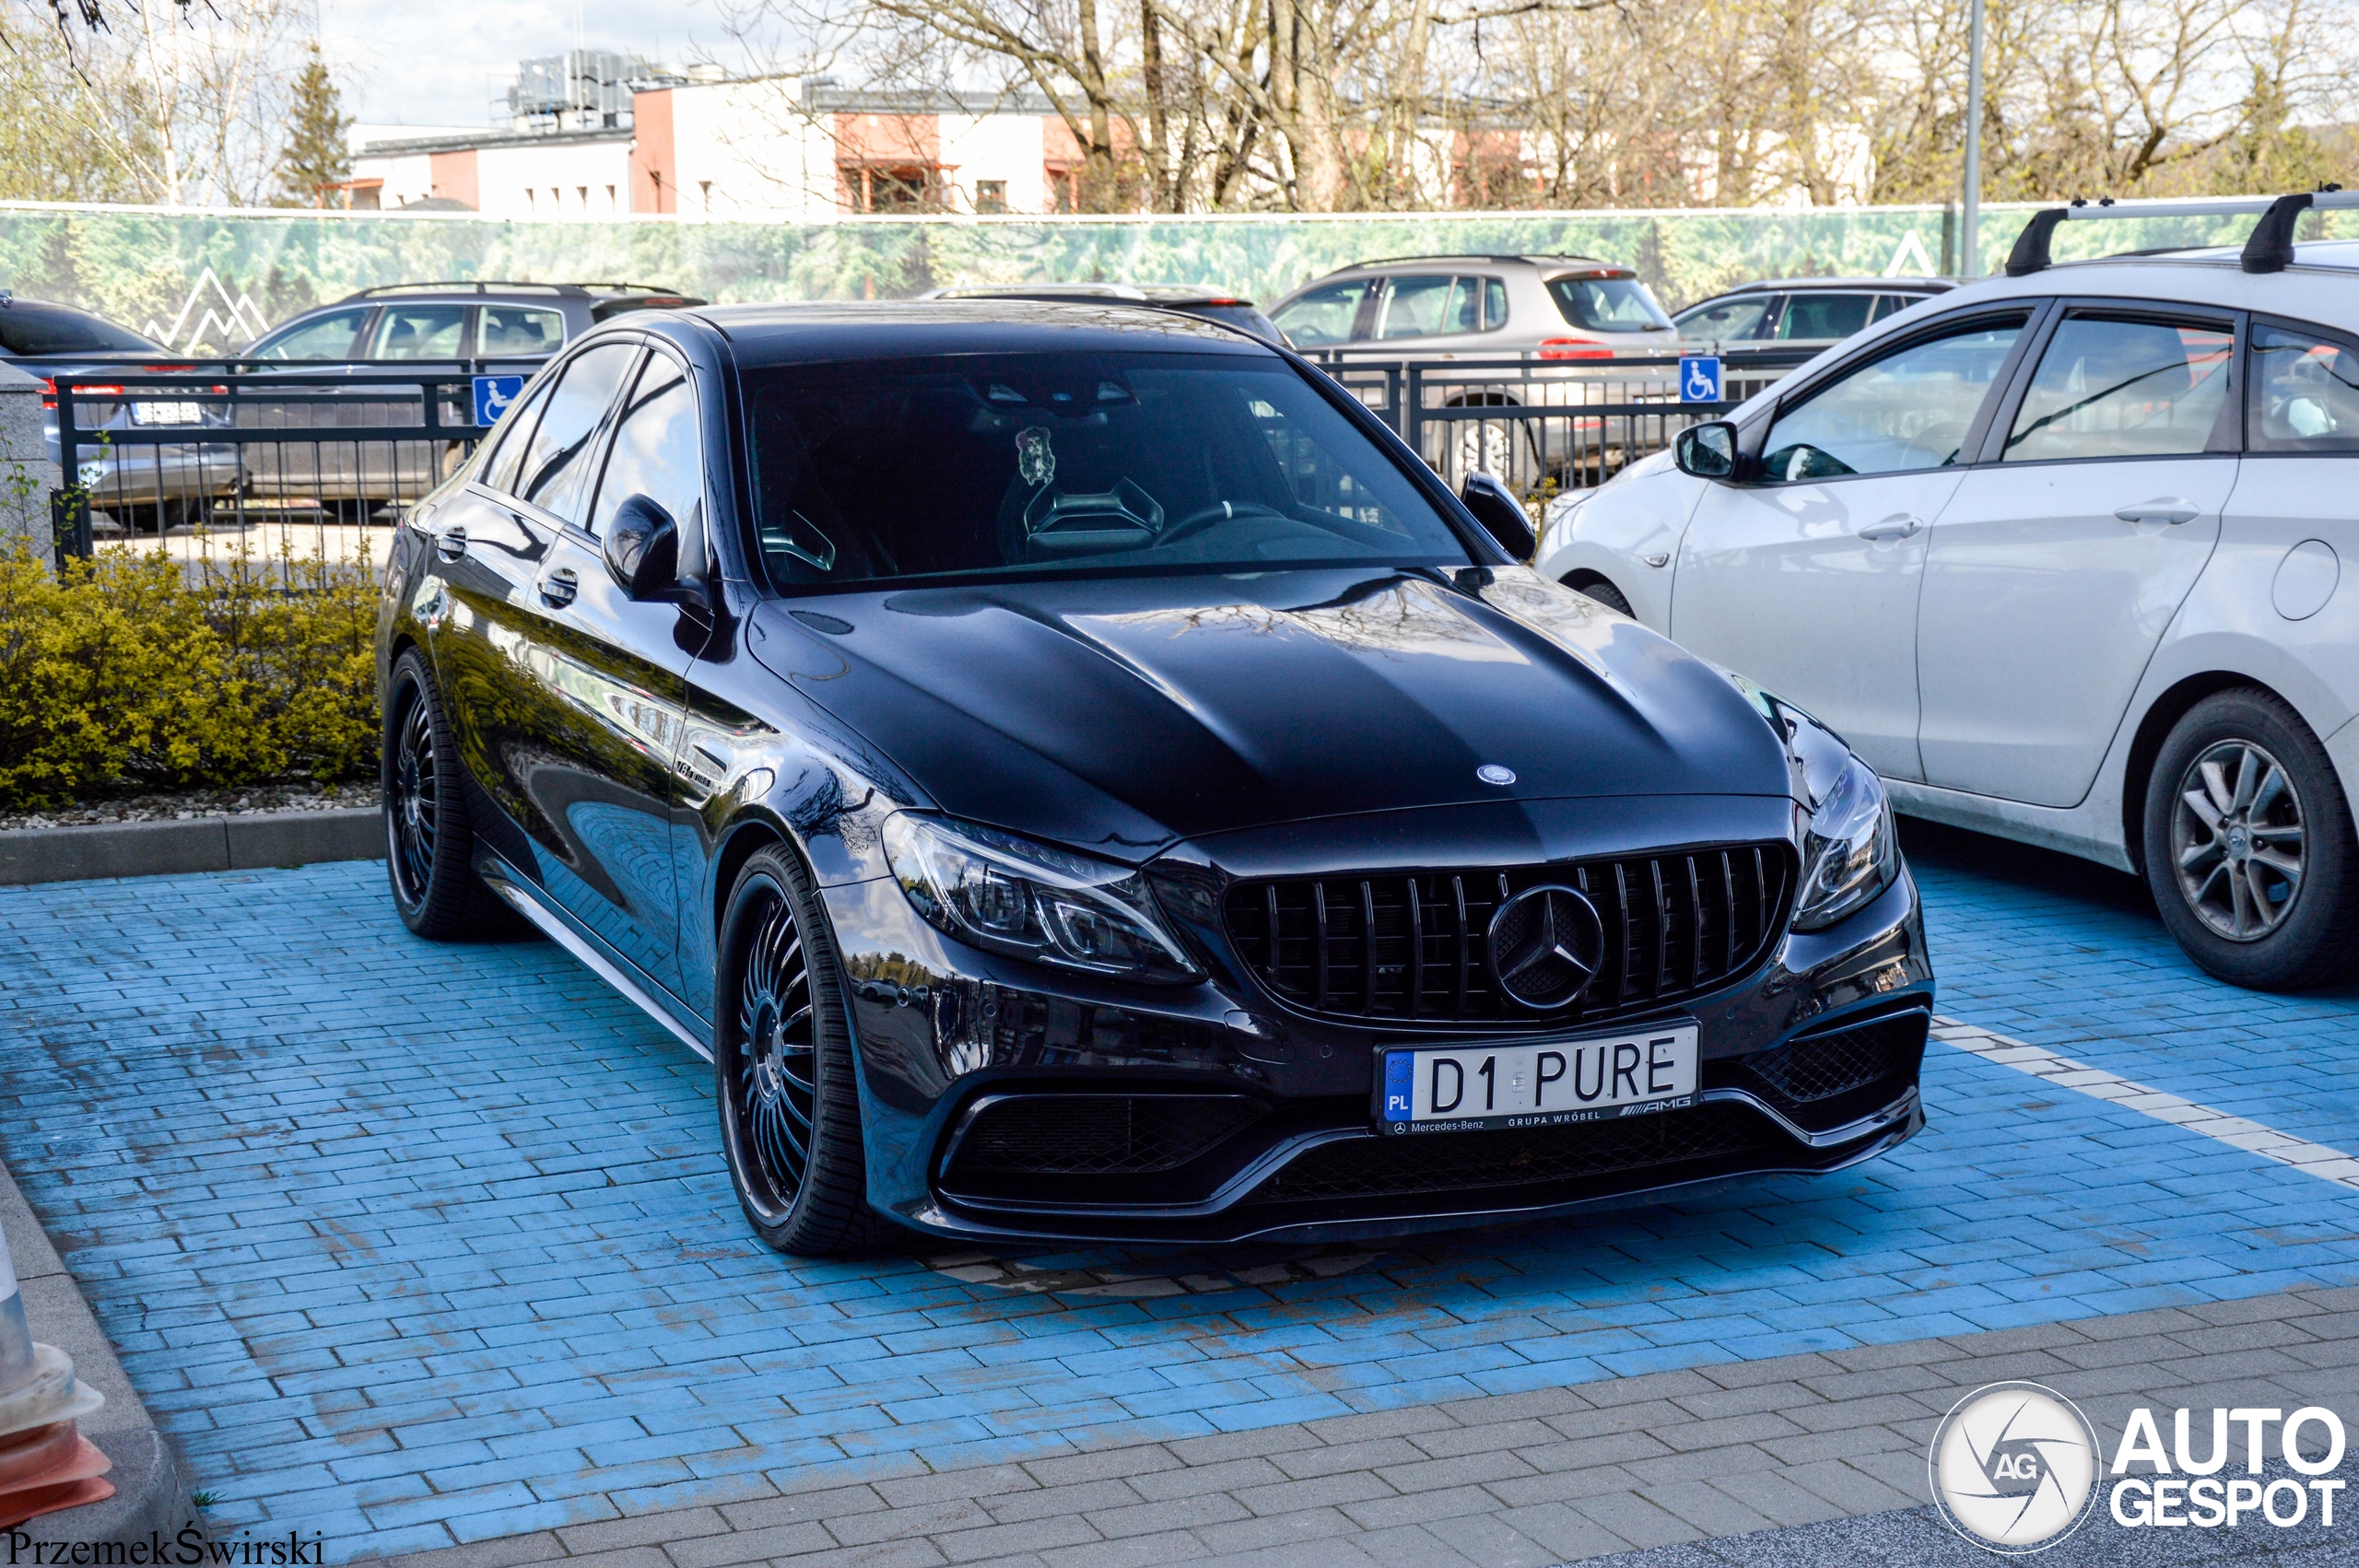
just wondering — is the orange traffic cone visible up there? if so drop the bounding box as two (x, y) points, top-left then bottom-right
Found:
(0, 1227), (112, 1528)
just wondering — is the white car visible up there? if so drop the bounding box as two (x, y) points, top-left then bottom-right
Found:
(1536, 196), (2359, 989)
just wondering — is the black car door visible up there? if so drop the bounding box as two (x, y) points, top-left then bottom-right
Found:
(434, 337), (698, 994)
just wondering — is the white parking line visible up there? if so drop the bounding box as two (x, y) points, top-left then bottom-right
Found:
(1932, 1015), (2359, 1188)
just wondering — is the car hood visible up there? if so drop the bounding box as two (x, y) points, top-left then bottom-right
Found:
(746, 566), (1795, 859)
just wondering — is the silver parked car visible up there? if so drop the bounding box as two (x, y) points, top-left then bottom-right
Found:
(1267, 255), (1682, 360)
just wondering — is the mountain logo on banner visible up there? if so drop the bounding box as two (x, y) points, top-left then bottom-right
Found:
(1884, 229), (1938, 277)
(142, 267), (273, 352)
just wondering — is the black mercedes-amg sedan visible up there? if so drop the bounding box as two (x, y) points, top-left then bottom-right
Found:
(375, 301), (1932, 1256)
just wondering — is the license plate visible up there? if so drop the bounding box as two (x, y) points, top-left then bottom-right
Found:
(1377, 1025), (1699, 1134)
(131, 401), (202, 425)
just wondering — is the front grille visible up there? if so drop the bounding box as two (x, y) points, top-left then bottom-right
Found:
(1224, 845), (1791, 1026)
(1739, 1013), (1926, 1110)
(947, 1094), (1266, 1178)
(1248, 1103), (1777, 1205)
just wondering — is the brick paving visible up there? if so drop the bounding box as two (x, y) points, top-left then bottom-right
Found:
(2, 824), (2358, 1562)
(361, 1286), (2359, 1567)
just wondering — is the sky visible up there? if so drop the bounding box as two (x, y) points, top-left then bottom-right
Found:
(319, 0), (734, 130)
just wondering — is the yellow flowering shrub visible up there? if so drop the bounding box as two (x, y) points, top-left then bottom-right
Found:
(0, 538), (380, 808)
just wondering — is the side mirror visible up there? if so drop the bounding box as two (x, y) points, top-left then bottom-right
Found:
(1674, 421), (1739, 480)
(1458, 471), (1536, 560)
(602, 495), (681, 601)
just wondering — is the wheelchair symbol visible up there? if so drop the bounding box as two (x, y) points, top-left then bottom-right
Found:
(1679, 356), (1723, 404)
(473, 373), (527, 427)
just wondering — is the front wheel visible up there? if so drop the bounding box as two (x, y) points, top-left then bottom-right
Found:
(382, 649), (512, 939)
(714, 845), (889, 1256)
(2142, 688), (2359, 989)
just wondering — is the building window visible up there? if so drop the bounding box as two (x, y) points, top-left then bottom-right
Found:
(605, 184), (617, 212)
(1044, 166), (1081, 214)
(974, 179), (1007, 215)
(698, 180), (712, 213)
(840, 163), (944, 214)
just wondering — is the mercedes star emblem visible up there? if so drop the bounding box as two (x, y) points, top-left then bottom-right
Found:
(1477, 764), (1517, 786)
(1485, 884), (1606, 1010)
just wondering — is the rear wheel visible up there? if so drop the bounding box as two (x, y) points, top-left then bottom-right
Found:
(2142, 688), (2359, 989)
(382, 649), (511, 938)
(714, 845), (889, 1256)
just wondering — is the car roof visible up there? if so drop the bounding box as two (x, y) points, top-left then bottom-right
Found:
(690, 299), (1275, 367)
(327, 281), (702, 307)
(1686, 276), (1957, 301)
(1313, 254), (1633, 277)
(927, 283), (1259, 307)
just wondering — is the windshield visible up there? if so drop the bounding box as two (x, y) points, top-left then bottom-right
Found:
(0, 304), (160, 356)
(1546, 275), (1673, 333)
(745, 350), (1472, 591)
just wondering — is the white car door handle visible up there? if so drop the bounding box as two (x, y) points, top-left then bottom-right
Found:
(1857, 514), (1923, 543)
(2116, 497), (2200, 524)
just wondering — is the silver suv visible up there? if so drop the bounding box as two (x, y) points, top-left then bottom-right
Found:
(1268, 254), (1681, 359)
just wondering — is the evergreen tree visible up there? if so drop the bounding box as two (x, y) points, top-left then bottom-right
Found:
(276, 41), (352, 209)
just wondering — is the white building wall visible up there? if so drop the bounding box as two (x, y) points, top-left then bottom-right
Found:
(474, 138), (634, 220)
(938, 114), (1046, 215)
(671, 80), (833, 220)
(365, 152), (438, 210)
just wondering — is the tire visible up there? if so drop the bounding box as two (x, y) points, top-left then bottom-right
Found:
(1565, 574), (1633, 615)
(381, 648), (513, 939)
(2141, 687), (2359, 989)
(713, 845), (890, 1256)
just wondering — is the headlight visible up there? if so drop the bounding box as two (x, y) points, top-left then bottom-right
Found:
(883, 813), (1201, 983)
(1790, 755), (1899, 930)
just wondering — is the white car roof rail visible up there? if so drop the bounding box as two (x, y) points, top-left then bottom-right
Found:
(2004, 188), (2359, 277)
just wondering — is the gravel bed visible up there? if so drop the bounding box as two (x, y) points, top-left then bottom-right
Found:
(0, 782), (380, 832)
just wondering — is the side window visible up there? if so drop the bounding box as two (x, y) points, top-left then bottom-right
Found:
(1377, 275), (1458, 340)
(476, 377), (555, 495)
(1760, 315), (2028, 481)
(1484, 278), (1507, 330)
(478, 306), (566, 357)
(2003, 314), (2234, 462)
(256, 308), (371, 361)
(1677, 295), (1774, 341)
(368, 303), (470, 360)
(512, 342), (641, 524)
(2248, 322), (2359, 453)
(588, 355), (702, 544)
(1271, 280), (1370, 346)
(1777, 293), (1876, 341)
(1869, 294), (1924, 323)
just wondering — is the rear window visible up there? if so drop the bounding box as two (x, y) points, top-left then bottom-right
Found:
(1546, 275), (1673, 333)
(0, 303), (159, 356)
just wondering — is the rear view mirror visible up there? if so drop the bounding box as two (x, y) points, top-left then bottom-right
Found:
(1458, 472), (1536, 560)
(1675, 421), (1739, 480)
(603, 495), (681, 601)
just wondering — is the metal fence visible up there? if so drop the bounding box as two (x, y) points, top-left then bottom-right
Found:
(1309, 346), (1819, 497)
(48, 362), (528, 583)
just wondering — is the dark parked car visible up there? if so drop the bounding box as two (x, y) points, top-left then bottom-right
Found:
(377, 301), (1933, 1255)
(1673, 276), (1958, 345)
(922, 282), (1285, 345)
(0, 293), (242, 533)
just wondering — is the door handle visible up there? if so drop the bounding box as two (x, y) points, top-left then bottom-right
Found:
(434, 523), (466, 561)
(2115, 497), (2200, 525)
(1857, 513), (1923, 543)
(538, 566), (578, 607)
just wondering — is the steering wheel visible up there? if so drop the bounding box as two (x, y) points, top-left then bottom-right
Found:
(1157, 499), (1294, 548)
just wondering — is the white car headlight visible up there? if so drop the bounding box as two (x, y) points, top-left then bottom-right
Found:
(884, 813), (1201, 983)
(1790, 755), (1899, 931)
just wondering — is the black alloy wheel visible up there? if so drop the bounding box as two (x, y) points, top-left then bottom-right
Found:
(381, 649), (511, 939)
(2142, 687), (2359, 990)
(714, 845), (888, 1256)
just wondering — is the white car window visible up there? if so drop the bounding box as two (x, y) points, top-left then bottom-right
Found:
(478, 305), (566, 357)
(2248, 322), (2359, 453)
(1775, 293), (1876, 340)
(1676, 296), (1774, 340)
(1378, 275), (1460, 340)
(1759, 317), (2026, 481)
(1271, 280), (1371, 346)
(2003, 315), (2232, 462)
(369, 303), (469, 360)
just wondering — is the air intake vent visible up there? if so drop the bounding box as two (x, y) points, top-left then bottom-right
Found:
(1223, 845), (1791, 1027)
(1740, 1012), (1926, 1110)
(946, 1094), (1266, 1179)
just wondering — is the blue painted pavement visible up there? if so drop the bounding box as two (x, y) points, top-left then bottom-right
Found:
(0, 825), (2353, 1558)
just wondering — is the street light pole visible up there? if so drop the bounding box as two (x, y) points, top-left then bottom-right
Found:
(1961, 0), (1985, 277)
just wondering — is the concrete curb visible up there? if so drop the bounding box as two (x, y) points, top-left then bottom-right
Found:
(0, 1157), (199, 1550)
(0, 807), (381, 887)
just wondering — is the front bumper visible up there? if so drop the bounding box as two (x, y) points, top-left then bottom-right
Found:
(823, 831), (1932, 1246)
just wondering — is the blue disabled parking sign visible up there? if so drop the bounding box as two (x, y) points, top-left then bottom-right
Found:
(473, 373), (527, 427)
(1679, 356), (1723, 404)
